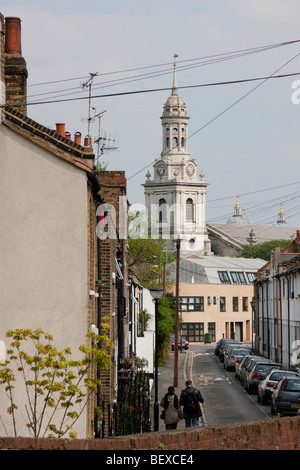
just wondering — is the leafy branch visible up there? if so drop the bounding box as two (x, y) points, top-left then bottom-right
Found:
(0, 327), (112, 438)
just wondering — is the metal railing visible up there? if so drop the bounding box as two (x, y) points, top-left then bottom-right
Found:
(94, 370), (152, 438)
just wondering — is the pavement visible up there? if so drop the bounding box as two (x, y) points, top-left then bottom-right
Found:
(156, 347), (194, 431)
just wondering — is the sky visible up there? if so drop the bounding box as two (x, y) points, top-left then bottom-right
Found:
(3, 0), (300, 229)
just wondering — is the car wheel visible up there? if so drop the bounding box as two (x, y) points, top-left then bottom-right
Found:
(261, 395), (267, 405)
(257, 393), (261, 403)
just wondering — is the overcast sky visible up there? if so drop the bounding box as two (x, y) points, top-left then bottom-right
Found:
(3, 0), (300, 230)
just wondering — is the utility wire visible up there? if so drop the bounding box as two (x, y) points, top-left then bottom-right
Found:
(127, 49), (300, 181)
(27, 39), (300, 88)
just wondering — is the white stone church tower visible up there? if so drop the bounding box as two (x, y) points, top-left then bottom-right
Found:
(143, 56), (212, 256)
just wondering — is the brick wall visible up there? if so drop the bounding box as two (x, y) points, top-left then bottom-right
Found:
(86, 184), (100, 437)
(97, 171), (129, 408)
(1, 417), (300, 450)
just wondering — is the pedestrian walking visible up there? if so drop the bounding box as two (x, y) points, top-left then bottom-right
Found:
(160, 386), (182, 430)
(179, 379), (204, 428)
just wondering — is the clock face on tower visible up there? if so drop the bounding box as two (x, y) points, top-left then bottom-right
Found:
(186, 162), (195, 176)
(156, 162), (166, 176)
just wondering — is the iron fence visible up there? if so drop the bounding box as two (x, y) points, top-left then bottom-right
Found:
(94, 370), (152, 438)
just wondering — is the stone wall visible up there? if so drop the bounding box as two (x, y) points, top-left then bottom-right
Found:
(1, 417), (300, 450)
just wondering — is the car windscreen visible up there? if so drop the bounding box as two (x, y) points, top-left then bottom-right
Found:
(285, 380), (300, 392)
(270, 371), (297, 381)
(232, 350), (250, 356)
(255, 363), (278, 372)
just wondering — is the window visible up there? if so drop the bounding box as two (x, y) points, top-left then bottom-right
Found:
(230, 272), (246, 284)
(159, 198), (167, 223)
(180, 297), (204, 312)
(172, 136), (178, 148)
(181, 323), (204, 342)
(242, 297), (248, 312)
(186, 198), (194, 221)
(220, 297), (226, 312)
(233, 297), (239, 312)
(218, 271), (231, 284)
(246, 272), (255, 283)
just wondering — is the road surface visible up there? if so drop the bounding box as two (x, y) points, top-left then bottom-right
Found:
(189, 343), (272, 427)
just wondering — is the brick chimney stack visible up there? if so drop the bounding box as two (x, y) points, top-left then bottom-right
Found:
(4, 16), (28, 115)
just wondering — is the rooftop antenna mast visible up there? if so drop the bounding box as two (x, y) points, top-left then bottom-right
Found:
(82, 72), (98, 136)
(92, 107), (118, 167)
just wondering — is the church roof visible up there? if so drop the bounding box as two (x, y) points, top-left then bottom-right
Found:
(207, 222), (297, 246)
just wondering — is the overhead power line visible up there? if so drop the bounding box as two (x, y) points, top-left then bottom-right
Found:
(27, 39), (300, 89)
(6, 70), (300, 109)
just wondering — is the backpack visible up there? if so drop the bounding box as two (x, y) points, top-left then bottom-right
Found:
(186, 389), (197, 413)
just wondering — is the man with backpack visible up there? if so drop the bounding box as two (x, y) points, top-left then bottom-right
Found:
(179, 380), (204, 428)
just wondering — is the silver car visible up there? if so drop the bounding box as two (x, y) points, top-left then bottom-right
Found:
(224, 348), (253, 371)
(245, 360), (281, 394)
(258, 370), (300, 405)
(238, 356), (264, 386)
(271, 376), (300, 415)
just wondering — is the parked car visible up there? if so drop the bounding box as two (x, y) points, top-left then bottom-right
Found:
(215, 338), (234, 357)
(258, 370), (300, 404)
(219, 339), (240, 363)
(223, 343), (251, 367)
(239, 356), (265, 386)
(224, 348), (253, 371)
(235, 354), (256, 380)
(170, 334), (189, 351)
(271, 376), (300, 415)
(245, 360), (282, 394)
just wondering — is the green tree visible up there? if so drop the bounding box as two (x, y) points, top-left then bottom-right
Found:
(157, 294), (175, 365)
(241, 240), (291, 261)
(128, 237), (175, 290)
(0, 326), (112, 438)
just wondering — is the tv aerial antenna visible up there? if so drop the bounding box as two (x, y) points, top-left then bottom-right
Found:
(82, 72), (98, 136)
(92, 107), (118, 166)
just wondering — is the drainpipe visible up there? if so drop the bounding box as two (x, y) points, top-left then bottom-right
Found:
(266, 280), (270, 358)
(96, 210), (101, 410)
(287, 276), (291, 370)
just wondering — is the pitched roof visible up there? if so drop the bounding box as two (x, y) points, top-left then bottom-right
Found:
(169, 255), (266, 284)
(207, 222), (298, 246)
(2, 107), (95, 172)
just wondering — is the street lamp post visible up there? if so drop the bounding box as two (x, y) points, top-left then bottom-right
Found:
(150, 288), (164, 432)
(174, 238), (181, 387)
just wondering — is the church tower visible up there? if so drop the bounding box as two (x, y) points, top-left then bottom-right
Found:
(143, 56), (212, 256)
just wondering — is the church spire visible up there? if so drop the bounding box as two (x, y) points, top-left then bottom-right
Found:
(172, 53), (178, 96)
(276, 203), (287, 225)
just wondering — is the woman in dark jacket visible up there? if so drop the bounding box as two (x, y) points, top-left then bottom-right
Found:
(160, 386), (182, 430)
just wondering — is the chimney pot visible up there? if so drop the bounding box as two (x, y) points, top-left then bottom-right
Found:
(56, 123), (65, 137)
(5, 17), (22, 54)
(74, 132), (82, 145)
(84, 135), (92, 147)
(65, 131), (71, 140)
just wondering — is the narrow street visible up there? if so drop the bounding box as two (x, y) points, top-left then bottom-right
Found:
(189, 343), (272, 427)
